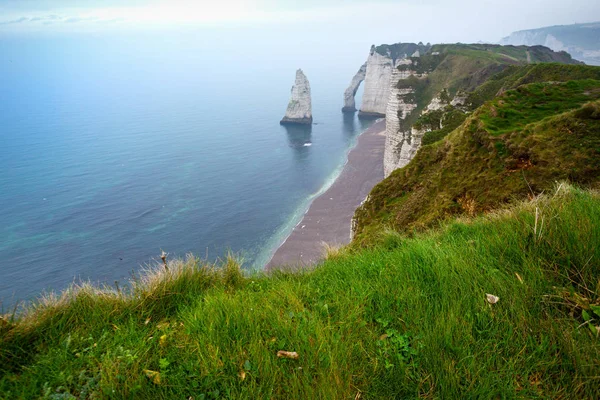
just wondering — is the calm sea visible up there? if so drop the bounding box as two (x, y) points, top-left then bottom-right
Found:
(0, 29), (372, 307)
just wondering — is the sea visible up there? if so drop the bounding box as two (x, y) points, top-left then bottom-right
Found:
(0, 28), (373, 307)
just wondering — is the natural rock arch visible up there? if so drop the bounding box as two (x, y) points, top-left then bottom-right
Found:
(341, 63), (367, 113)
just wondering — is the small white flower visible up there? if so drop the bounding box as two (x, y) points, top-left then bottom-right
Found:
(486, 293), (500, 304)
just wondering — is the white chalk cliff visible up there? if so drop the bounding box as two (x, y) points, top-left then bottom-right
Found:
(451, 91), (468, 107)
(383, 60), (421, 177)
(500, 23), (600, 66)
(384, 85), (467, 176)
(280, 69), (313, 125)
(342, 63), (367, 112)
(343, 46), (430, 175)
(359, 48), (396, 118)
(423, 96), (446, 113)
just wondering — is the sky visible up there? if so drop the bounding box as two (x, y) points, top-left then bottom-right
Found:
(1, 0), (599, 44)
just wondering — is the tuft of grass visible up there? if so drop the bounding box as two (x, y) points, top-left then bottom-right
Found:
(321, 242), (345, 260)
(575, 101), (600, 120)
(1, 184), (600, 398)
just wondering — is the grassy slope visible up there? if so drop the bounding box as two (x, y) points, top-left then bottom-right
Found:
(354, 79), (600, 244)
(420, 63), (600, 147)
(420, 44), (583, 103)
(468, 63), (600, 110)
(432, 43), (580, 65)
(394, 51), (508, 135)
(1, 185), (600, 399)
(418, 107), (468, 146)
(392, 43), (561, 137)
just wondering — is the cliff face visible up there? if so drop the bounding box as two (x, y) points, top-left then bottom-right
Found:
(341, 43), (430, 119)
(354, 71), (600, 244)
(500, 23), (600, 66)
(383, 60), (419, 176)
(358, 49), (395, 118)
(342, 43), (582, 177)
(280, 69), (313, 125)
(342, 63), (367, 113)
(380, 43), (583, 177)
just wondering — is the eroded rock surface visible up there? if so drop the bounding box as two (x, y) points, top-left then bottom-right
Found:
(342, 63), (367, 113)
(451, 91), (468, 107)
(281, 69), (313, 125)
(359, 48), (396, 118)
(383, 61), (420, 176)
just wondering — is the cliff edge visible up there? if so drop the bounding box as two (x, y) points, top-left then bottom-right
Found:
(356, 43), (430, 118)
(354, 63), (600, 245)
(381, 43), (582, 177)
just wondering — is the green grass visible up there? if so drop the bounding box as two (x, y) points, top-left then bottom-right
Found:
(409, 65), (600, 147)
(468, 64), (600, 109)
(1, 185), (600, 398)
(387, 47), (588, 144)
(390, 44), (569, 133)
(373, 43), (430, 61)
(393, 51), (510, 134)
(430, 43), (579, 65)
(397, 53), (445, 74)
(416, 106), (468, 146)
(354, 82), (600, 244)
(480, 80), (600, 135)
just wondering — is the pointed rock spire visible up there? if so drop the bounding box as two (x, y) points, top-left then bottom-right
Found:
(280, 69), (313, 126)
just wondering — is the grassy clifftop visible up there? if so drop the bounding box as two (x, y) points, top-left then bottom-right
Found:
(417, 63), (600, 146)
(431, 43), (581, 65)
(354, 67), (600, 244)
(390, 45), (587, 146)
(2, 185), (600, 398)
(467, 63), (600, 109)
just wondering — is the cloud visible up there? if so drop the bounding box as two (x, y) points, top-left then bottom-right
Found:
(0, 0), (344, 29)
(0, 0), (599, 40)
(96, 18), (126, 25)
(0, 14), (66, 25)
(64, 16), (99, 24)
(0, 13), (116, 27)
(30, 15), (60, 22)
(0, 17), (30, 25)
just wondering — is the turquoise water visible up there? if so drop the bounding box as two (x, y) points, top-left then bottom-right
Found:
(0, 30), (372, 306)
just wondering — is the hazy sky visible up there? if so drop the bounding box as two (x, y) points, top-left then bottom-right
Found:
(1, 0), (599, 43)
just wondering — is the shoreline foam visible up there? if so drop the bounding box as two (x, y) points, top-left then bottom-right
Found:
(266, 119), (386, 271)
(251, 120), (377, 270)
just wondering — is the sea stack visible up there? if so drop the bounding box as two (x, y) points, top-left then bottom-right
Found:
(280, 69), (313, 125)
